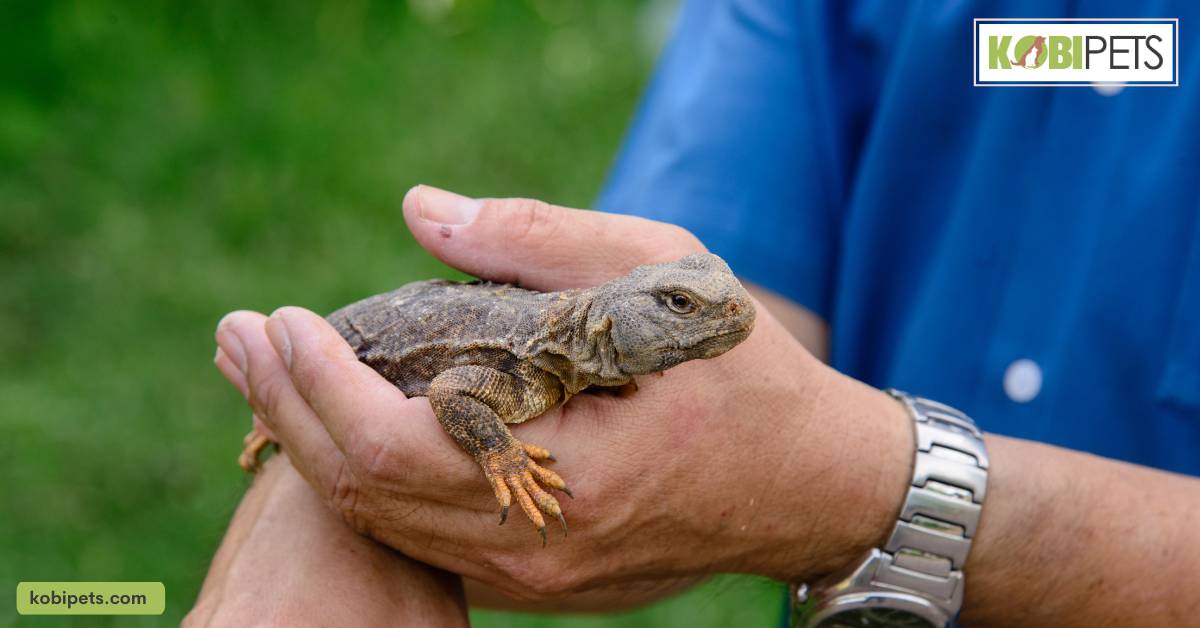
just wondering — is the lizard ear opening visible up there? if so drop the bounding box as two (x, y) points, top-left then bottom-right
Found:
(587, 315), (613, 340)
(582, 314), (624, 379)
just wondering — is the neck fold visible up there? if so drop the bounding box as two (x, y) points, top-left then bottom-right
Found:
(533, 288), (626, 390)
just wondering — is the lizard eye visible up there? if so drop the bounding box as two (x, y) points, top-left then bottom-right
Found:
(665, 291), (696, 314)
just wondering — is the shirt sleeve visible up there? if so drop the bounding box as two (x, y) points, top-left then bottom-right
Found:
(596, 0), (880, 319)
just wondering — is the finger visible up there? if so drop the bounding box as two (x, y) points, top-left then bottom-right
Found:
(402, 185), (705, 291)
(216, 311), (348, 498)
(363, 496), (535, 591)
(265, 306), (478, 490)
(215, 318), (253, 399)
(217, 316), (277, 442)
(220, 317), (553, 581)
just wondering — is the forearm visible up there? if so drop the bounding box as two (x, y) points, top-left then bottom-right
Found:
(962, 434), (1200, 626)
(757, 362), (1200, 626)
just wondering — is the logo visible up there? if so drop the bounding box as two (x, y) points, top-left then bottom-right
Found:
(974, 19), (1178, 86)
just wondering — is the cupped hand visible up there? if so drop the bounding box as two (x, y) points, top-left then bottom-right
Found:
(213, 186), (912, 602)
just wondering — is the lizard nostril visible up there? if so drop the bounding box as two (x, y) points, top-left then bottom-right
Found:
(727, 302), (740, 315)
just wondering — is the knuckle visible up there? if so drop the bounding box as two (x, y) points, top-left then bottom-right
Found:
(491, 554), (577, 600)
(496, 197), (563, 247)
(528, 572), (577, 600)
(328, 460), (367, 533)
(348, 434), (399, 486)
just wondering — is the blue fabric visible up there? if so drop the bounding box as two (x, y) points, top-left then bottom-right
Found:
(598, 0), (1200, 476)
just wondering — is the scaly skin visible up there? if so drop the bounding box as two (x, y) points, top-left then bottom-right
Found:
(241, 252), (756, 543)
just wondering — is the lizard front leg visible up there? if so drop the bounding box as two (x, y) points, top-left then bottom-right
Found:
(428, 365), (570, 545)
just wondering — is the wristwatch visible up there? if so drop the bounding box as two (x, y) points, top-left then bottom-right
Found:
(791, 390), (989, 628)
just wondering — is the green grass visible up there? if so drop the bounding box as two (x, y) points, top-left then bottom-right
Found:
(0, 1), (784, 625)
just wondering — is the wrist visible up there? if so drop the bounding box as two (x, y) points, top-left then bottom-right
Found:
(745, 357), (913, 583)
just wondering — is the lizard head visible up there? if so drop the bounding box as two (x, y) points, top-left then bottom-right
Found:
(589, 252), (757, 375)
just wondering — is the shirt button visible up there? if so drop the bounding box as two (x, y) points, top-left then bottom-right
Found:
(1004, 358), (1042, 403)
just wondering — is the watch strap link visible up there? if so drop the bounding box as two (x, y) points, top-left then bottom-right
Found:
(877, 389), (989, 616)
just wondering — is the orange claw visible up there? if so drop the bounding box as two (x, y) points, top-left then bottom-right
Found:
(528, 459), (572, 498)
(523, 442), (556, 462)
(239, 428), (272, 473)
(482, 440), (571, 544)
(489, 475), (513, 525)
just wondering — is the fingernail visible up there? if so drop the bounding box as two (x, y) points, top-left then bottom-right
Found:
(265, 314), (293, 369)
(216, 327), (248, 373)
(412, 184), (481, 225)
(214, 346), (251, 401)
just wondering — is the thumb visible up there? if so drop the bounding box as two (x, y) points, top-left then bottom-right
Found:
(401, 185), (703, 291)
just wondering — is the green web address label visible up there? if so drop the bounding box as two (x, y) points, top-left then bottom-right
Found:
(16, 582), (165, 615)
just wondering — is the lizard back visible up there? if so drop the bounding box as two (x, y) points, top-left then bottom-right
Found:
(326, 280), (575, 397)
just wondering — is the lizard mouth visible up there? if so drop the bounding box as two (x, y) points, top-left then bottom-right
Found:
(685, 327), (752, 354)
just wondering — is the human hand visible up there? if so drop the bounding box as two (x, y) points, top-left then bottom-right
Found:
(213, 185), (913, 602)
(184, 453), (467, 627)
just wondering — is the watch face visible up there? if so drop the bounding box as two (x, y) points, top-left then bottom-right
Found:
(815, 608), (937, 627)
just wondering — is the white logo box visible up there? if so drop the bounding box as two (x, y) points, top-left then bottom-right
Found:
(974, 19), (1178, 86)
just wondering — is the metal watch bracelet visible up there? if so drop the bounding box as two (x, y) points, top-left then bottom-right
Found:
(875, 390), (988, 614)
(792, 390), (989, 626)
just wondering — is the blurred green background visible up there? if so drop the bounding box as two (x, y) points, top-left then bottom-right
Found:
(0, 0), (782, 625)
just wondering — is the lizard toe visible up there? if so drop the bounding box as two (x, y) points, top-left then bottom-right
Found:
(481, 441), (571, 543)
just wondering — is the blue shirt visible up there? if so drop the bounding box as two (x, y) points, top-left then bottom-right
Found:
(598, 0), (1200, 476)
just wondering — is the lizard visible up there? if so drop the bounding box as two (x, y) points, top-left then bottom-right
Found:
(238, 252), (757, 545)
